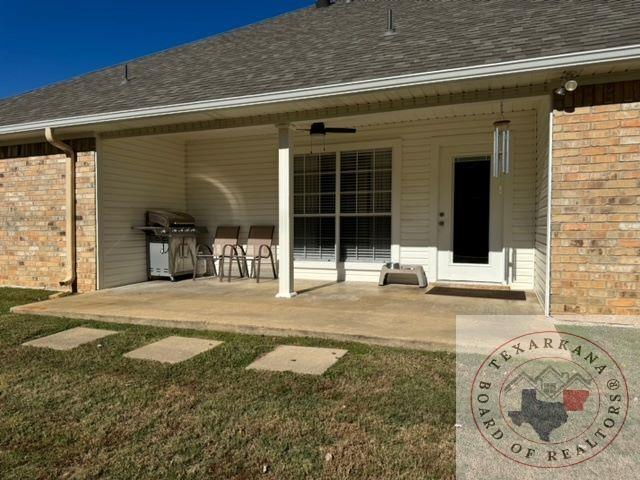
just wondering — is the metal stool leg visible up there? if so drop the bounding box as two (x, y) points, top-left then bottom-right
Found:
(256, 255), (262, 283)
(270, 252), (277, 279)
(227, 246), (241, 283)
(211, 258), (217, 277)
(235, 254), (245, 278)
(219, 253), (226, 282)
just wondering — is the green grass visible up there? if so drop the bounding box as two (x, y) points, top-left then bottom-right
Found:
(0, 288), (455, 479)
(0, 287), (51, 315)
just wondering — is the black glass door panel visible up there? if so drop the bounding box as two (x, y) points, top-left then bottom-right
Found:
(452, 157), (490, 264)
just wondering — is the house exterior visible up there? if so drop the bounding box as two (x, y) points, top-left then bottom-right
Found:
(0, 0), (638, 317)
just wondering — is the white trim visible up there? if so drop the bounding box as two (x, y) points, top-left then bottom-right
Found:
(544, 110), (554, 316)
(431, 134), (509, 283)
(341, 262), (386, 270)
(292, 139), (401, 156)
(428, 139), (441, 281)
(391, 141), (402, 264)
(336, 148), (341, 266)
(3, 45), (640, 135)
(275, 291), (298, 299)
(294, 260), (336, 269)
(277, 125), (296, 298)
(435, 145), (506, 284)
(95, 135), (104, 290)
(502, 137), (515, 286)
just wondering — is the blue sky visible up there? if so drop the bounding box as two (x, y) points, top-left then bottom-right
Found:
(0, 0), (313, 100)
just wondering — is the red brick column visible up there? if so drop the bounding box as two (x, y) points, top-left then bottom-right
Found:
(551, 103), (640, 315)
(0, 152), (97, 292)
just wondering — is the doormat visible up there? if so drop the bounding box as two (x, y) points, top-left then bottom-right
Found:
(426, 286), (527, 301)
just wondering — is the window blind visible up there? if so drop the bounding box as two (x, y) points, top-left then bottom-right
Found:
(293, 148), (392, 264)
(293, 153), (337, 260)
(339, 148), (392, 262)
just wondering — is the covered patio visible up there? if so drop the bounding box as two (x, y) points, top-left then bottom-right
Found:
(10, 65), (596, 344)
(12, 279), (542, 351)
(94, 92), (552, 299)
(19, 89), (553, 350)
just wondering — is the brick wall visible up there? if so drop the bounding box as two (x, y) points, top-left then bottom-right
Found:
(551, 103), (640, 315)
(0, 151), (97, 292)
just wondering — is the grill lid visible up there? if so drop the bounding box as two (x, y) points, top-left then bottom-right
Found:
(146, 210), (195, 228)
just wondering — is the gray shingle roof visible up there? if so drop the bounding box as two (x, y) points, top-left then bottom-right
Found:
(1, 0), (640, 128)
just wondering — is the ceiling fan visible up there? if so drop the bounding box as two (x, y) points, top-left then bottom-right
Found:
(299, 122), (357, 152)
(304, 122), (357, 136)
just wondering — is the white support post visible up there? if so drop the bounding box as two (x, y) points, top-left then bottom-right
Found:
(276, 125), (297, 298)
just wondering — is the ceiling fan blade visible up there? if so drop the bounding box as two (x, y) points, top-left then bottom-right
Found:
(324, 127), (357, 134)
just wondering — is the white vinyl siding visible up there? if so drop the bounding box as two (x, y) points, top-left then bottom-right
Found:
(313, 110), (538, 287)
(185, 135), (278, 245)
(508, 111), (538, 289)
(98, 136), (186, 288)
(534, 104), (551, 306)
(98, 105), (541, 290)
(182, 110), (538, 286)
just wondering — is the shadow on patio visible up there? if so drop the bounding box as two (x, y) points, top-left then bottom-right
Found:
(12, 279), (542, 351)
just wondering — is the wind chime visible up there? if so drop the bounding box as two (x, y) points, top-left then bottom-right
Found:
(492, 102), (511, 177)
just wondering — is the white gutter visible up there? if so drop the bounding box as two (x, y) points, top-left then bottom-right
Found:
(45, 127), (77, 291)
(544, 110), (554, 317)
(2, 44), (640, 135)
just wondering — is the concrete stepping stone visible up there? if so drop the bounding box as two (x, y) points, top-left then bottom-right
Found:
(22, 327), (118, 351)
(246, 345), (348, 375)
(124, 336), (222, 364)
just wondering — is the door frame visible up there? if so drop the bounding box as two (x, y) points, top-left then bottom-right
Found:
(430, 135), (510, 284)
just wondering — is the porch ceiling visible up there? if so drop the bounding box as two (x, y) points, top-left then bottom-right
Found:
(158, 96), (546, 142)
(12, 279), (543, 351)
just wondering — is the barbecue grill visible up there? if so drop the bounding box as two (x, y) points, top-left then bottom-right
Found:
(133, 210), (199, 281)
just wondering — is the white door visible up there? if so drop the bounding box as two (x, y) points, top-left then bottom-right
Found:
(437, 145), (505, 283)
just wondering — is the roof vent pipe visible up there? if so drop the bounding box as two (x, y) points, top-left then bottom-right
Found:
(121, 63), (129, 84)
(385, 9), (396, 36)
(45, 128), (77, 292)
(316, 0), (332, 7)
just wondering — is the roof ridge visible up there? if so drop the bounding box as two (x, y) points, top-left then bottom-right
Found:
(0, 3), (315, 103)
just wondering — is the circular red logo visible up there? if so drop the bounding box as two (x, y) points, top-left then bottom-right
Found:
(470, 331), (628, 468)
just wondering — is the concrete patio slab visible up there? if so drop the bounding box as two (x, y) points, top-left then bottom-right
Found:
(22, 327), (118, 351)
(246, 345), (348, 375)
(124, 336), (222, 364)
(11, 279), (543, 351)
(456, 315), (560, 354)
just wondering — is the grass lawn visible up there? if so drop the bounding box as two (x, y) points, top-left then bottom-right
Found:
(0, 288), (455, 479)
